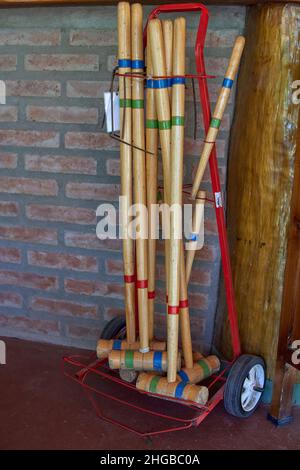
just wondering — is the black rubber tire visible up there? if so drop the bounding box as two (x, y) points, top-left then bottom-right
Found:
(100, 317), (126, 340)
(224, 354), (266, 418)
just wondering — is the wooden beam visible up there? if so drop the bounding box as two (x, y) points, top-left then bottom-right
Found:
(217, 2), (300, 387)
(0, 0), (300, 7)
(268, 109), (300, 424)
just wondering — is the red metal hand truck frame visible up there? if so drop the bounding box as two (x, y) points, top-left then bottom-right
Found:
(63, 3), (242, 437)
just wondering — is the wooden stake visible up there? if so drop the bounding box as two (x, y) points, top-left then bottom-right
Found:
(118, 1), (136, 343)
(167, 17), (186, 382)
(146, 37), (158, 342)
(185, 190), (206, 285)
(131, 3), (149, 352)
(191, 36), (245, 199)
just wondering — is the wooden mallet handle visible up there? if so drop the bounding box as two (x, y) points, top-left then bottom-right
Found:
(118, 1), (136, 344)
(191, 36), (245, 199)
(167, 17), (186, 382)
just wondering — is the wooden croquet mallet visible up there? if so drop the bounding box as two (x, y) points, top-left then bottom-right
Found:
(131, 3), (149, 352)
(191, 36), (245, 199)
(148, 18), (172, 312)
(118, 2), (136, 343)
(109, 350), (181, 372)
(167, 17), (186, 382)
(146, 37), (158, 342)
(136, 372), (209, 405)
(96, 338), (166, 360)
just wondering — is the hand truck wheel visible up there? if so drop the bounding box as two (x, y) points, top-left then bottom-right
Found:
(100, 316), (126, 340)
(224, 354), (266, 418)
(100, 317), (138, 384)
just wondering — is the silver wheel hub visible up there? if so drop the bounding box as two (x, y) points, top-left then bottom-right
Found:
(241, 364), (265, 412)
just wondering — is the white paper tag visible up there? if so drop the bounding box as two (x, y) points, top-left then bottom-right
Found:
(104, 91), (120, 133)
(215, 191), (223, 208)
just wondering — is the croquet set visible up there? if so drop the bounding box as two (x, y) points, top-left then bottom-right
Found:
(63, 2), (266, 436)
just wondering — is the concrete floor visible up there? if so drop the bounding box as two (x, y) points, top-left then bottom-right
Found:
(0, 337), (299, 450)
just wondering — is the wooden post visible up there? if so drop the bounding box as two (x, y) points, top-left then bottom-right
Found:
(131, 3), (149, 352)
(146, 38), (158, 342)
(269, 106), (300, 424)
(167, 17), (186, 382)
(118, 1), (136, 343)
(216, 4), (300, 395)
(185, 190), (206, 285)
(191, 36), (245, 199)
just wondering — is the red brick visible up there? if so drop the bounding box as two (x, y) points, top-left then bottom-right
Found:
(0, 247), (21, 263)
(0, 130), (59, 148)
(67, 324), (100, 340)
(65, 278), (123, 298)
(0, 176), (58, 196)
(65, 182), (119, 201)
(106, 159), (120, 176)
(105, 258), (123, 275)
(30, 296), (97, 319)
(66, 80), (110, 98)
(24, 154), (97, 175)
(0, 315), (59, 335)
(184, 138), (225, 157)
(188, 268), (211, 286)
(0, 226), (57, 245)
(26, 106), (98, 124)
(0, 269), (58, 290)
(0, 106), (18, 122)
(0, 201), (19, 217)
(205, 57), (228, 77)
(26, 204), (96, 225)
(186, 82), (233, 104)
(107, 55), (117, 72)
(6, 80), (61, 97)
(204, 218), (218, 235)
(0, 292), (22, 307)
(0, 152), (17, 169)
(0, 30), (61, 46)
(65, 132), (118, 151)
(70, 30), (116, 46)
(104, 307), (124, 322)
(187, 29), (238, 48)
(25, 54), (99, 71)
(28, 250), (98, 272)
(0, 55), (17, 71)
(64, 231), (121, 251)
(194, 244), (216, 262)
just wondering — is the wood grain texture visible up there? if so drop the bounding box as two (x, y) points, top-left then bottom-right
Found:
(118, 1), (136, 344)
(217, 3), (300, 382)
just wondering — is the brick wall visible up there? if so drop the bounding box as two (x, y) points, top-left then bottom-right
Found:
(0, 5), (245, 352)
